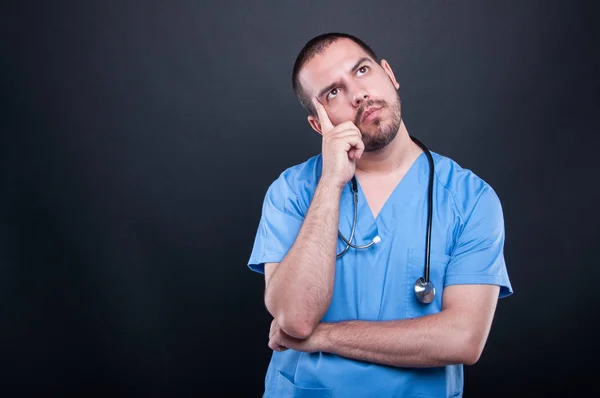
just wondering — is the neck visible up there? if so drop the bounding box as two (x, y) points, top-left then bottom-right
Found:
(355, 120), (422, 175)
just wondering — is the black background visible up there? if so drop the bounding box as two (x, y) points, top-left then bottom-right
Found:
(2, 0), (599, 396)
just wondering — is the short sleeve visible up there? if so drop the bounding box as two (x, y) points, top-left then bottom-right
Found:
(445, 186), (513, 298)
(247, 174), (305, 274)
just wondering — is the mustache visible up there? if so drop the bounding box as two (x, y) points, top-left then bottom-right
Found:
(355, 99), (388, 124)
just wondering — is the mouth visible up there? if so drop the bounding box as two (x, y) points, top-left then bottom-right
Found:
(360, 106), (382, 123)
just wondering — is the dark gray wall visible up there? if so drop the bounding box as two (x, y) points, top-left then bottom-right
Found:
(2, 0), (598, 396)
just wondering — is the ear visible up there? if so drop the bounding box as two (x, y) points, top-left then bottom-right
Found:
(307, 115), (323, 136)
(380, 59), (400, 90)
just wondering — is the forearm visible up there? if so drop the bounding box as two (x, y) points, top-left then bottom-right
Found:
(265, 177), (342, 338)
(318, 311), (481, 367)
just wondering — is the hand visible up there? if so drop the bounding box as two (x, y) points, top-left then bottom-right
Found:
(268, 318), (289, 352)
(313, 97), (365, 189)
(268, 319), (323, 353)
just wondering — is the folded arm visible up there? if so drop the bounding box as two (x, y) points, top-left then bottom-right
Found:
(263, 178), (343, 339)
(274, 284), (500, 367)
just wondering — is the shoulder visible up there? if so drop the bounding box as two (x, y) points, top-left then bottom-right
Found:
(277, 153), (323, 189)
(264, 153), (323, 213)
(430, 151), (502, 221)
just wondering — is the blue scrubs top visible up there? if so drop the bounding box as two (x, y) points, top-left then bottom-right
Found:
(248, 150), (513, 398)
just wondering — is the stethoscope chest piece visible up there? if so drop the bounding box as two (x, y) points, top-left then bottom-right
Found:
(414, 277), (435, 304)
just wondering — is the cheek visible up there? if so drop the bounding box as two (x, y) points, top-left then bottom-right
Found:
(380, 82), (398, 100)
(372, 75), (398, 98)
(330, 105), (357, 125)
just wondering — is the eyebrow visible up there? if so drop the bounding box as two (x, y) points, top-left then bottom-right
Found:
(317, 57), (373, 99)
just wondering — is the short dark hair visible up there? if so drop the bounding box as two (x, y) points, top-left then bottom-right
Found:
(292, 32), (378, 115)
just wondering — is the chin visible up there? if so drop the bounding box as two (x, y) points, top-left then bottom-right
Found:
(361, 120), (400, 152)
(360, 118), (386, 134)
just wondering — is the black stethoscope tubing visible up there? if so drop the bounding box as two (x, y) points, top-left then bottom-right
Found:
(335, 135), (436, 304)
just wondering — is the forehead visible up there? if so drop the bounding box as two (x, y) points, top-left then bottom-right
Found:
(298, 39), (374, 96)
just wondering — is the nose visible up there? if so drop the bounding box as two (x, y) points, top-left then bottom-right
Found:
(351, 87), (370, 108)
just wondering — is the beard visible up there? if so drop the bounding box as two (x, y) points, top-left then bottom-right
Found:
(354, 93), (402, 152)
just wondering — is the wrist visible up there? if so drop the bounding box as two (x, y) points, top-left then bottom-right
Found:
(318, 175), (346, 192)
(314, 322), (335, 352)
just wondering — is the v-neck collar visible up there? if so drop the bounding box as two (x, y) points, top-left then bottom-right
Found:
(354, 151), (427, 223)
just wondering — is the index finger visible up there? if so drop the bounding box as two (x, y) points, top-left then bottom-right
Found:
(313, 97), (334, 134)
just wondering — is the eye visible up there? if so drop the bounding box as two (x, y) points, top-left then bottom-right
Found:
(326, 88), (340, 100)
(357, 65), (369, 76)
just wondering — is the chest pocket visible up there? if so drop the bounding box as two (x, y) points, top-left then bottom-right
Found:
(404, 248), (451, 319)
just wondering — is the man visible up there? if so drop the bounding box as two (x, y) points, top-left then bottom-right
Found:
(247, 32), (513, 398)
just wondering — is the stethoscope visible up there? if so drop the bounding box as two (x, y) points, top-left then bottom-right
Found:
(335, 135), (436, 305)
